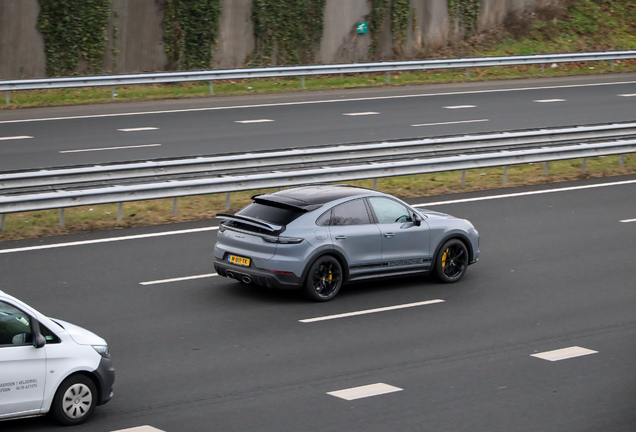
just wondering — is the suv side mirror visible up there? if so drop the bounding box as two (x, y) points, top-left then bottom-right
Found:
(413, 213), (422, 226)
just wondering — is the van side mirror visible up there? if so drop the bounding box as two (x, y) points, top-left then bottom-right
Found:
(33, 333), (46, 349)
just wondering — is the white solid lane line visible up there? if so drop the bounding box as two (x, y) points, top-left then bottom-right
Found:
(235, 119), (274, 123)
(531, 346), (598, 361)
(0, 227), (219, 254)
(620, 218), (636, 223)
(328, 383), (403, 401)
(59, 144), (161, 153)
(110, 426), (166, 432)
(140, 273), (218, 285)
(412, 119), (489, 127)
(443, 105), (476, 109)
(343, 112), (380, 116)
(5, 79), (635, 125)
(300, 299), (444, 323)
(533, 99), (566, 102)
(117, 127), (159, 132)
(0, 135), (33, 141)
(618, 93), (636, 97)
(413, 178), (636, 207)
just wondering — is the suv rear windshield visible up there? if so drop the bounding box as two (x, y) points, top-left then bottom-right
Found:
(237, 203), (304, 226)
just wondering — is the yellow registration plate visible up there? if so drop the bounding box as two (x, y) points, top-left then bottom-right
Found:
(228, 255), (250, 267)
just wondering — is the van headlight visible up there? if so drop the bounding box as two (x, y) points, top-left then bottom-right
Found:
(92, 345), (110, 359)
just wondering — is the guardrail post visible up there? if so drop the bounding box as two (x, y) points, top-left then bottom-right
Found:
(386, 72), (391, 84)
(111, 86), (116, 99)
(466, 68), (470, 78)
(581, 158), (587, 172)
(1, 214), (5, 232)
(619, 154), (624, 167)
(543, 161), (549, 175)
(301, 76), (305, 88)
(59, 208), (65, 227)
(373, 178), (378, 190)
(225, 192), (231, 210)
(461, 170), (466, 187)
(541, 64), (545, 73)
(172, 198), (178, 215)
(5, 91), (9, 105)
(611, 60), (615, 71)
(117, 203), (123, 221)
(503, 166), (508, 183)
(209, 80), (214, 95)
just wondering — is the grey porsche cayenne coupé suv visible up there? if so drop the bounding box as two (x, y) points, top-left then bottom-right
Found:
(214, 185), (479, 301)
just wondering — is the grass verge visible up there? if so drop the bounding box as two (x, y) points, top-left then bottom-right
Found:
(2, 154), (635, 241)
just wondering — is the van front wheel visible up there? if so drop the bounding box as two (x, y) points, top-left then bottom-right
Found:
(51, 375), (97, 425)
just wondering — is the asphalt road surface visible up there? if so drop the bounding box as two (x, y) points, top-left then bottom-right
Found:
(1, 175), (635, 432)
(1, 73), (636, 171)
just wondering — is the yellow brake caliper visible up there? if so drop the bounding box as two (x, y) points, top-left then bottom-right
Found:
(442, 249), (449, 268)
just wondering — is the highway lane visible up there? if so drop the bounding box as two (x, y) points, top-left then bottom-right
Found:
(1, 73), (636, 171)
(1, 176), (635, 431)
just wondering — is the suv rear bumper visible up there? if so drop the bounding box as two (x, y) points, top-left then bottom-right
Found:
(214, 259), (303, 290)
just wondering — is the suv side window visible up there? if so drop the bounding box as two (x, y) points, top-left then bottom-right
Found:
(330, 199), (371, 226)
(368, 197), (413, 224)
(0, 301), (33, 346)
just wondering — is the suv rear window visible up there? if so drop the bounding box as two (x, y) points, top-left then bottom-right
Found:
(237, 203), (303, 226)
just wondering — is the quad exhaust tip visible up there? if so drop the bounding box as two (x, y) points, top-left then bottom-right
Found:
(241, 276), (252, 284)
(226, 271), (235, 279)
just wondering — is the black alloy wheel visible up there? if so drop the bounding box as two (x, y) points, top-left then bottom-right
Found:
(304, 256), (343, 301)
(434, 239), (468, 283)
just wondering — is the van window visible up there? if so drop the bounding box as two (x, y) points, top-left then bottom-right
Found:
(0, 301), (32, 346)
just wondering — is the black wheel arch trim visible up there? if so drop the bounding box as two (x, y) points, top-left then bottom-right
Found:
(300, 246), (350, 283)
(431, 232), (474, 269)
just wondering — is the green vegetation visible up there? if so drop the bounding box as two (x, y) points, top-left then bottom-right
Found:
(163, 0), (222, 70)
(37, 0), (111, 76)
(251, 0), (326, 65)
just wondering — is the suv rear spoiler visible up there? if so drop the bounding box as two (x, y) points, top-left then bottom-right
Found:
(215, 214), (283, 232)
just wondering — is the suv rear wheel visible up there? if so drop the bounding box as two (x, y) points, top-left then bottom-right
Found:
(304, 256), (343, 302)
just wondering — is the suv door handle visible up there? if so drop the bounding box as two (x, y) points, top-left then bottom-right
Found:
(384, 233), (395, 238)
(335, 235), (347, 240)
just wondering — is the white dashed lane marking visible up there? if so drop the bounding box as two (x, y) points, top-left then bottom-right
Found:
(140, 273), (218, 285)
(533, 99), (566, 103)
(60, 144), (161, 153)
(620, 218), (636, 223)
(343, 112), (380, 116)
(235, 119), (274, 123)
(300, 299), (444, 323)
(531, 346), (598, 361)
(0, 135), (33, 141)
(110, 426), (166, 432)
(443, 105), (476, 109)
(618, 93), (636, 97)
(117, 127), (159, 132)
(411, 119), (489, 127)
(328, 383), (403, 401)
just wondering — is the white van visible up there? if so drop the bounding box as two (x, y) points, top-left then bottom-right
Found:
(0, 290), (114, 425)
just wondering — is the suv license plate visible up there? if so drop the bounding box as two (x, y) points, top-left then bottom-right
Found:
(228, 255), (250, 267)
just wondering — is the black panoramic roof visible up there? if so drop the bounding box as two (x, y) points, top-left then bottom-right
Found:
(252, 185), (375, 211)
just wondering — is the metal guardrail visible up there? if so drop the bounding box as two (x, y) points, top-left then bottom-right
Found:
(2, 122), (636, 192)
(1, 127), (635, 223)
(2, 50), (635, 103)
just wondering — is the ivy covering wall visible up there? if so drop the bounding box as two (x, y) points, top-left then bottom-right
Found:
(251, 0), (326, 65)
(367, 0), (413, 57)
(448, 0), (480, 39)
(163, 0), (222, 70)
(37, 0), (111, 77)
